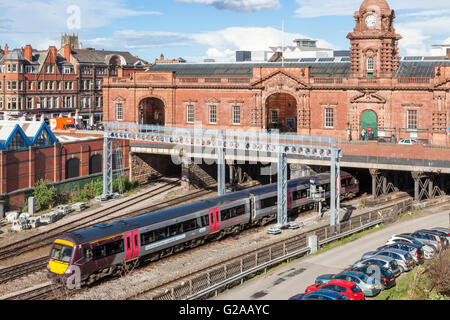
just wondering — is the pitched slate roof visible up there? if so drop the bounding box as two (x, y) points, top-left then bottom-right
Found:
(70, 48), (148, 66)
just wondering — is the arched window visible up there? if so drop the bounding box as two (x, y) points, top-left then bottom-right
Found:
(89, 154), (102, 174)
(66, 158), (80, 179)
(367, 57), (374, 71)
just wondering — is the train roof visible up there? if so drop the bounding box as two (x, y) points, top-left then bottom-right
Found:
(63, 171), (352, 244)
(66, 190), (250, 244)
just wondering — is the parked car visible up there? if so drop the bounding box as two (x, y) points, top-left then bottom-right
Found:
(305, 279), (365, 300)
(352, 264), (396, 289)
(422, 229), (449, 248)
(313, 274), (335, 285)
(288, 293), (306, 300)
(373, 249), (415, 272)
(407, 231), (443, 252)
(353, 256), (401, 278)
(333, 271), (382, 297)
(377, 242), (424, 264)
(398, 138), (418, 145)
(431, 227), (450, 242)
(302, 290), (350, 300)
(387, 234), (436, 259)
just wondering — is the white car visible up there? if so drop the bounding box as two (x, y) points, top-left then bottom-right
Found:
(398, 138), (418, 145)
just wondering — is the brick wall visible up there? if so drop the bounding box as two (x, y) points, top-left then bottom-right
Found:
(0, 137), (130, 210)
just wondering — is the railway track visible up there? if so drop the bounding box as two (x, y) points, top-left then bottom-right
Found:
(0, 179), (180, 262)
(0, 257), (48, 284)
(1, 282), (64, 300)
(0, 185), (216, 285)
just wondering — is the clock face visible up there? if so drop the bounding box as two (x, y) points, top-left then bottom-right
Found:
(365, 15), (377, 28)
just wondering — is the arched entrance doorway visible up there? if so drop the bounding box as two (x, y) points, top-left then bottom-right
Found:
(139, 97), (165, 125)
(265, 93), (297, 133)
(361, 110), (378, 140)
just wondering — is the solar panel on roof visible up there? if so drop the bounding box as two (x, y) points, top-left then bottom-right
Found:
(318, 58), (335, 62)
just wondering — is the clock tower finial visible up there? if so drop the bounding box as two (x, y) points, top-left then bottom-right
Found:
(347, 0), (402, 79)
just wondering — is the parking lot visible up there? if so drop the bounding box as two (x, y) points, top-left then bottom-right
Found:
(214, 204), (450, 300)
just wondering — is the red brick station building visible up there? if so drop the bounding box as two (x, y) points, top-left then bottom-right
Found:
(102, 0), (450, 200)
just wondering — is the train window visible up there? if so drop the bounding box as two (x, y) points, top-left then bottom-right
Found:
(141, 231), (155, 246)
(92, 245), (106, 261)
(105, 240), (124, 256)
(221, 205), (246, 221)
(83, 248), (92, 263)
(183, 219), (198, 232)
(292, 189), (308, 201)
(155, 228), (166, 241)
(260, 196), (277, 209)
(201, 215), (210, 227)
(134, 235), (139, 247)
(168, 224), (183, 237)
(126, 237), (131, 250)
(51, 244), (73, 263)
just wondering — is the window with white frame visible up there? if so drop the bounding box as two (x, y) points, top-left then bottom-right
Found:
(116, 103), (123, 121)
(27, 97), (33, 109)
(209, 105), (217, 124)
(324, 108), (334, 128)
(271, 110), (278, 124)
(367, 57), (374, 71)
(232, 106), (241, 125)
(186, 105), (194, 123)
(407, 110), (418, 130)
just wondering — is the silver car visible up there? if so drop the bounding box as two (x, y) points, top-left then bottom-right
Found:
(407, 231), (443, 252)
(387, 234), (436, 259)
(353, 256), (402, 278)
(431, 227), (450, 243)
(333, 271), (382, 297)
(374, 249), (415, 272)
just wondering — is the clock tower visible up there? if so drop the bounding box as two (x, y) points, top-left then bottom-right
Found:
(347, 0), (402, 79)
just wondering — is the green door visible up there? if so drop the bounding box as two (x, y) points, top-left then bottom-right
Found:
(361, 110), (378, 140)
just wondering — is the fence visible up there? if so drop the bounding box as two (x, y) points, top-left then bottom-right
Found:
(151, 209), (386, 300)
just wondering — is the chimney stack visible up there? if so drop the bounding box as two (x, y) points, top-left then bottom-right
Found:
(63, 44), (72, 61)
(49, 46), (57, 59)
(24, 45), (33, 61)
(4, 44), (8, 56)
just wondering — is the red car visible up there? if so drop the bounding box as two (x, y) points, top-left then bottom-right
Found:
(305, 279), (365, 300)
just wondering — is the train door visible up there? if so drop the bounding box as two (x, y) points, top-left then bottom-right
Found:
(209, 208), (221, 233)
(287, 190), (293, 210)
(125, 230), (140, 261)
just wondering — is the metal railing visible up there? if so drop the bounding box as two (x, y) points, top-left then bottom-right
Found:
(151, 210), (384, 300)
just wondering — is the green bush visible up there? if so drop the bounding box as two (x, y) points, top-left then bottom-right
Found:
(33, 179), (57, 212)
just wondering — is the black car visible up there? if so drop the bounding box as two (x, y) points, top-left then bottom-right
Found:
(353, 264), (396, 289)
(377, 242), (425, 264)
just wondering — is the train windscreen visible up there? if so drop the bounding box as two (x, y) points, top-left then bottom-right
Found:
(51, 243), (73, 263)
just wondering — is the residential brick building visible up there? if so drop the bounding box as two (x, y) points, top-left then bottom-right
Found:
(103, 0), (450, 147)
(0, 34), (148, 127)
(0, 45), (78, 121)
(59, 34), (149, 126)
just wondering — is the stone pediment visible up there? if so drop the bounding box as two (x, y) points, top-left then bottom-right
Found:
(113, 95), (126, 102)
(350, 91), (386, 104)
(250, 70), (309, 91)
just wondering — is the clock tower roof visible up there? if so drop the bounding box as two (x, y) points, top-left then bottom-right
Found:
(359, 0), (391, 15)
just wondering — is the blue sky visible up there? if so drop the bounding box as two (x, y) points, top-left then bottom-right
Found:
(0, 0), (449, 62)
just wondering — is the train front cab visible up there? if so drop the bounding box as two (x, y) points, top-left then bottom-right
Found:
(47, 239), (75, 282)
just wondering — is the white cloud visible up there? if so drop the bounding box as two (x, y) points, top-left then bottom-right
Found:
(84, 26), (336, 62)
(177, 0), (280, 12)
(294, 0), (450, 18)
(0, 0), (161, 50)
